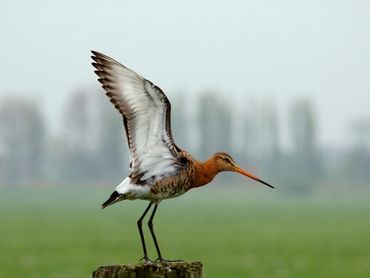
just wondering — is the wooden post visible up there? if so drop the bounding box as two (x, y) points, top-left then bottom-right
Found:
(93, 261), (202, 278)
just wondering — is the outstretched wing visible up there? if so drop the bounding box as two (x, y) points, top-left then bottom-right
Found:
(91, 51), (181, 183)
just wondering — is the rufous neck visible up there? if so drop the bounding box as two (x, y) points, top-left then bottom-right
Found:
(193, 157), (219, 188)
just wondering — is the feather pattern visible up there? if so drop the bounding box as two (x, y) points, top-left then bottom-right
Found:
(91, 51), (181, 184)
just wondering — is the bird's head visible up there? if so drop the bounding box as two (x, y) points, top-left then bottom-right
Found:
(212, 152), (274, 188)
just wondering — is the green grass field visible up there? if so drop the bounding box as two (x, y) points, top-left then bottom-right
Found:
(1, 186), (370, 277)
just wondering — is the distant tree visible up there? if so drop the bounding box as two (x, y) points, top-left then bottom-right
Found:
(171, 93), (189, 150)
(54, 88), (130, 185)
(290, 99), (315, 155)
(259, 100), (281, 179)
(57, 90), (100, 183)
(341, 119), (370, 183)
(0, 98), (45, 186)
(198, 92), (232, 160)
(263, 100), (281, 159)
(349, 118), (370, 150)
(240, 98), (260, 162)
(95, 93), (128, 183)
(286, 99), (322, 193)
(344, 147), (370, 183)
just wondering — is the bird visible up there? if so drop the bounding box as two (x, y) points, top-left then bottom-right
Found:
(91, 50), (274, 263)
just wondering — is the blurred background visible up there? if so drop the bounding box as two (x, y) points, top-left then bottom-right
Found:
(1, 1), (369, 277)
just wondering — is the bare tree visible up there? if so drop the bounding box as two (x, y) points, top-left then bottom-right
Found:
(341, 118), (370, 183)
(286, 98), (322, 193)
(95, 93), (128, 183)
(198, 92), (232, 160)
(0, 98), (45, 185)
(57, 90), (100, 183)
(171, 92), (189, 150)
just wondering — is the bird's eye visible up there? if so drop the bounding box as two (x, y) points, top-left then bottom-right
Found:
(224, 157), (231, 163)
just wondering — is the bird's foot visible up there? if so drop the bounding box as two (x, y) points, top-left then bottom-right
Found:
(155, 257), (183, 263)
(139, 256), (155, 264)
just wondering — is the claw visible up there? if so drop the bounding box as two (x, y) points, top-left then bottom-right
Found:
(139, 256), (154, 264)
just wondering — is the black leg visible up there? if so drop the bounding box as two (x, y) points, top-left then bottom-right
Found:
(148, 203), (182, 263)
(147, 204), (163, 260)
(137, 202), (153, 262)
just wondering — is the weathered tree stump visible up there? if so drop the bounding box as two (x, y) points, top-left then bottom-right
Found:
(93, 261), (202, 278)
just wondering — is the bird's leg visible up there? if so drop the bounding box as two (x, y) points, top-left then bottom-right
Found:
(148, 203), (182, 263)
(137, 202), (153, 263)
(148, 204), (163, 260)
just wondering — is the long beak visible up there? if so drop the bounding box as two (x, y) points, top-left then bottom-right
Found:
(234, 166), (274, 188)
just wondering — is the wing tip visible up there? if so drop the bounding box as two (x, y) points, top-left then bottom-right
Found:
(91, 50), (102, 62)
(91, 50), (100, 56)
(91, 50), (117, 64)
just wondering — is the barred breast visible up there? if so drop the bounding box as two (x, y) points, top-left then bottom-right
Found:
(149, 152), (198, 200)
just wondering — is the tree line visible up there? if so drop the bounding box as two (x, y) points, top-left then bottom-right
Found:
(0, 88), (369, 193)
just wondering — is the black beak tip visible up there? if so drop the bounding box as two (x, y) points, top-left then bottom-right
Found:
(259, 179), (275, 189)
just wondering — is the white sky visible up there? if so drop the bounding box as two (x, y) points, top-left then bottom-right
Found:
(1, 0), (370, 147)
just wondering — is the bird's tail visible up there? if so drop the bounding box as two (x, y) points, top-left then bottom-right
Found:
(101, 191), (126, 209)
(102, 177), (131, 209)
